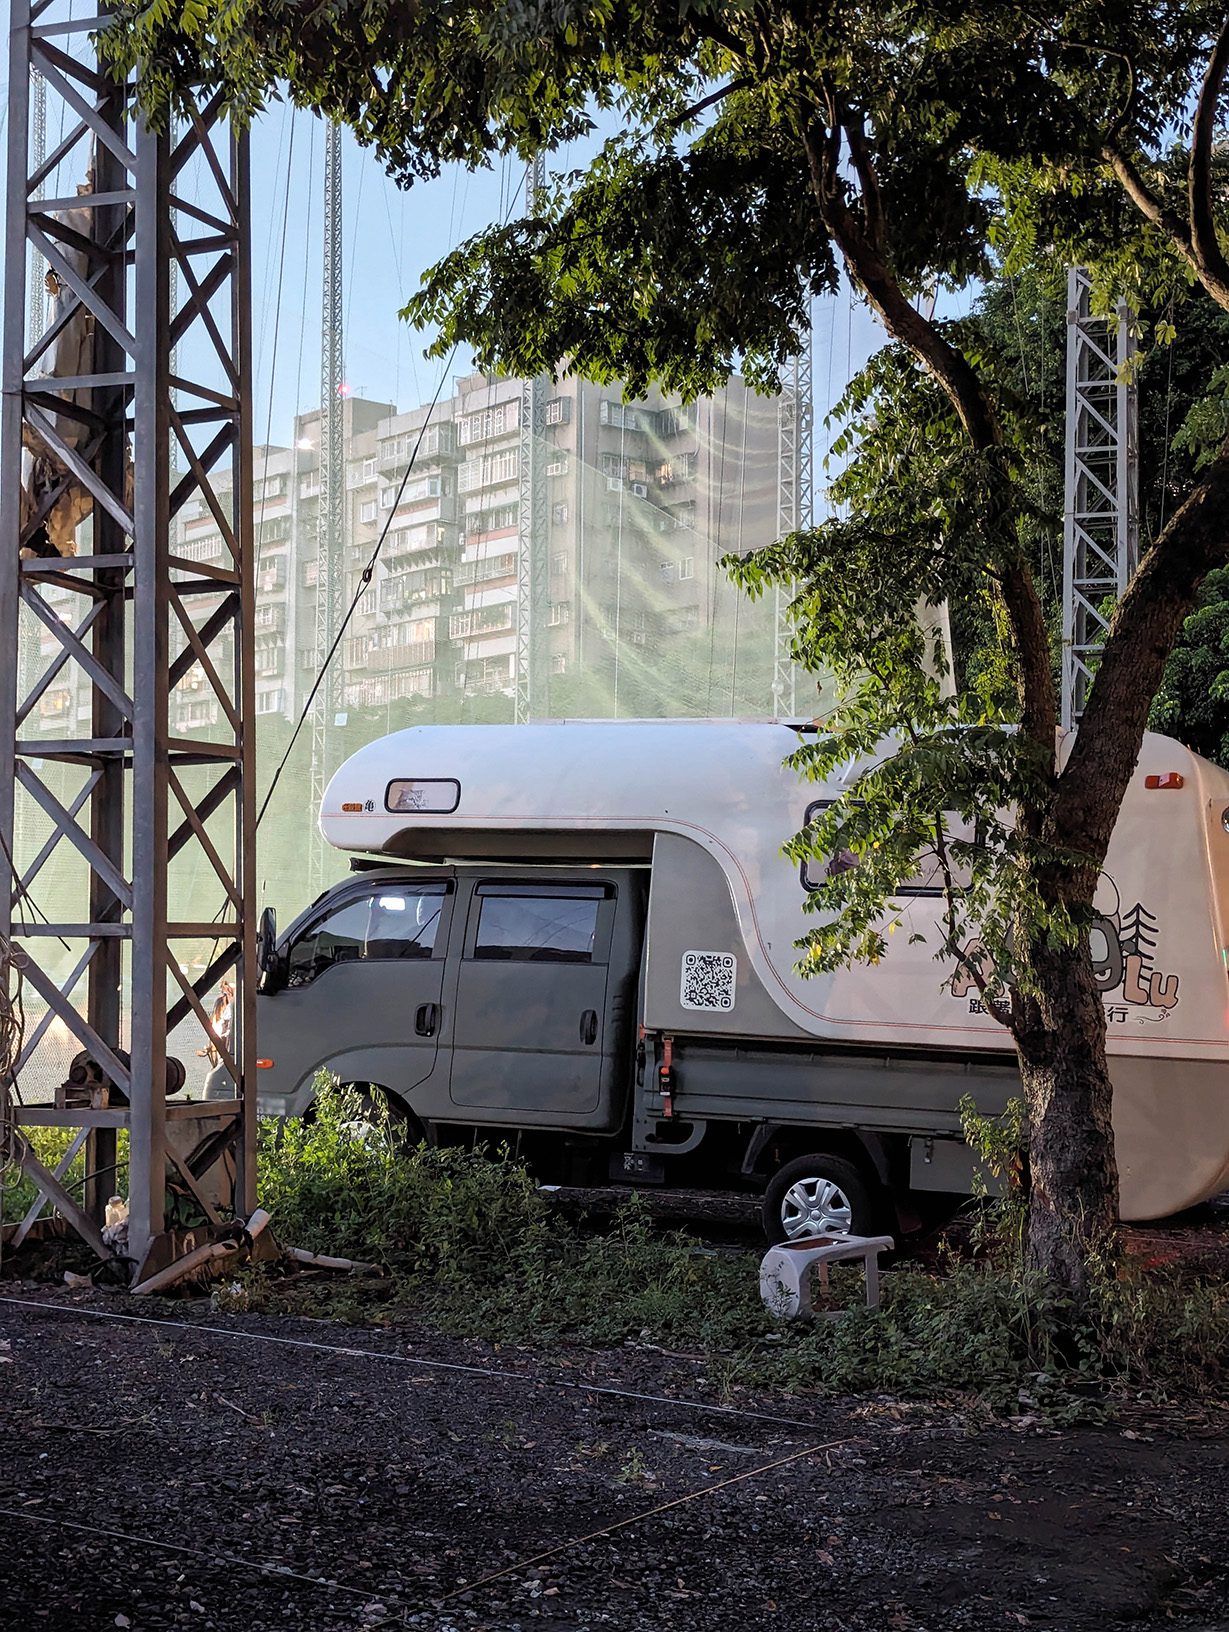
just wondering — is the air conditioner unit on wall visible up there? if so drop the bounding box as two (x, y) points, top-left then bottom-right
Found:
(631, 483), (648, 498)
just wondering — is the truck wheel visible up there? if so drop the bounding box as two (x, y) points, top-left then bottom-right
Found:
(761, 1153), (874, 1245)
(338, 1084), (422, 1153)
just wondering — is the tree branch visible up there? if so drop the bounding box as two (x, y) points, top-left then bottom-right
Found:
(799, 117), (1057, 757)
(667, 76), (753, 129)
(1102, 141), (1193, 253)
(840, 111), (886, 254)
(1189, 14), (1229, 310)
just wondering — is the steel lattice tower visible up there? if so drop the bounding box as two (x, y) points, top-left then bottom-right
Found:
(308, 123), (345, 891)
(515, 152), (548, 725)
(1, 0), (257, 1277)
(1061, 267), (1139, 729)
(15, 67), (46, 870)
(25, 68), (45, 348)
(774, 312), (813, 716)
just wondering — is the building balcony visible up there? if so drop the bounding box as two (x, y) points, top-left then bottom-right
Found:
(366, 640), (436, 672)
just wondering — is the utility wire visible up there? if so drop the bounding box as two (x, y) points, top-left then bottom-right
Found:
(0, 1294), (835, 1431)
(254, 343), (462, 829)
(431, 1437), (855, 1613)
(256, 162), (528, 829)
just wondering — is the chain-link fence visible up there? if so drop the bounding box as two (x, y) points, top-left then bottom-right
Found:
(13, 995), (218, 1106)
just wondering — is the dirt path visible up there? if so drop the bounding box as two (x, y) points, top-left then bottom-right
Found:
(1, 1290), (1227, 1632)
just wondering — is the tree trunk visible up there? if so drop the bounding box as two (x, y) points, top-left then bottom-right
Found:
(1015, 931), (1119, 1295)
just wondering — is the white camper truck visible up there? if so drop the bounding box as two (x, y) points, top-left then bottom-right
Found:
(253, 720), (1229, 1240)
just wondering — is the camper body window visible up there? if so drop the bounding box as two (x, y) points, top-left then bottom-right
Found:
(288, 883), (450, 984)
(799, 801), (975, 896)
(472, 884), (608, 963)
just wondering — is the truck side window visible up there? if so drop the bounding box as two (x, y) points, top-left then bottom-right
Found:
(800, 801), (976, 896)
(472, 883), (609, 964)
(287, 883), (449, 986)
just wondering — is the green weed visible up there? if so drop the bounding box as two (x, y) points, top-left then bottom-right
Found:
(15, 1077), (1217, 1421)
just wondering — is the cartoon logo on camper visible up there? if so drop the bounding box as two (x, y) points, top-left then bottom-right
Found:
(951, 900), (1180, 1024)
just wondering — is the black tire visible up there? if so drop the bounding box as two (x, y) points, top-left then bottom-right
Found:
(337, 1083), (424, 1153)
(761, 1152), (875, 1245)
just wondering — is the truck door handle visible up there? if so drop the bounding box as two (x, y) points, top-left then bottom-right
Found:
(415, 1003), (438, 1037)
(580, 1009), (598, 1046)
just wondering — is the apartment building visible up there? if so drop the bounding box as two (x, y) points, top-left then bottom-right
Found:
(26, 372), (785, 739)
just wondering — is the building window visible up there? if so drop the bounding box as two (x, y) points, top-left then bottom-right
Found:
(545, 397), (571, 426)
(679, 556), (695, 581)
(547, 602), (571, 626)
(659, 561), (676, 583)
(256, 690), (286, 715)
(360, 499), (377, 523)
(362, 457), (376, 479)
(551, 551), (567, 574)
(458, 403), (516, 445)
(40, 688), (73, 718)
(599, 400), (643, 431)
(545, 454), (568, 477)
(394, 474), (446, 504)
(552, 655), (568, 675)
(458, 450), (518, 493)
(465, 502), (518, 534)
(255, 642), (284, 678)
(551, 503), (568, 527)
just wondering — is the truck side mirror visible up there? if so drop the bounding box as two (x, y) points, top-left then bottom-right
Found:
(256, 906), (283, 994)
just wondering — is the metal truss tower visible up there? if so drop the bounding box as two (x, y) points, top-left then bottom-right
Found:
(25, 68), (45, 347)
(0, 0), (256, 1277)
(774, 314), (814, 716)
(1061, 267), (1139, 729)
(16, 67), (46, 867)
(515, 152), (548, 725)
(308, 123), (345, 892)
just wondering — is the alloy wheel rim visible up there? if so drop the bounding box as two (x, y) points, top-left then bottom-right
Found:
(781, 1176), (853, 1238)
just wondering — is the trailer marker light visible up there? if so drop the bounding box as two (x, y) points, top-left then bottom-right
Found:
(341, 802), (363, 812)
(1144, 773), (1184, 789)
(256, 1058), (274, 1069)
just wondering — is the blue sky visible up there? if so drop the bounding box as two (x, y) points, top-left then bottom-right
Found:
(245, 108), (887, 463)
(0, 39), (896, 476)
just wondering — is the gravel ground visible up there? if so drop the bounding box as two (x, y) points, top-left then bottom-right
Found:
(2, 1290), (1229, 1632)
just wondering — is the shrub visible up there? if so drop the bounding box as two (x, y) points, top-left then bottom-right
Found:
(191, 1079), (1229, 1415)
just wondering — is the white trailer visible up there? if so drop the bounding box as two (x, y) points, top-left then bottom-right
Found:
(252, 719), (1229, 1236)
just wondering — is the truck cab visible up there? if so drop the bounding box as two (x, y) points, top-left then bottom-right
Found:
(256, 864), (646, 1163)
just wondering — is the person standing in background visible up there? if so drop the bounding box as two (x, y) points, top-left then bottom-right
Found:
(201, 979), (234, 1100)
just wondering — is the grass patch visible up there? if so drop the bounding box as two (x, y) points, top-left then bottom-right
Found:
(9, 1083), (1229, 1419)
(1, 1125), (134, 1228)
(245, 1083), (1229, 1419)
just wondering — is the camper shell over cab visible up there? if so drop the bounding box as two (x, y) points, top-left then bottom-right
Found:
(255, 720), (1229, 1239)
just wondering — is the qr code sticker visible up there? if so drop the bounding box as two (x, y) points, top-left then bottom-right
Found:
(680, 950), (736, 1012)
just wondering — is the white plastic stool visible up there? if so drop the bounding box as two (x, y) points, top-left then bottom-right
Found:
(759, 1234), (895, 1319)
